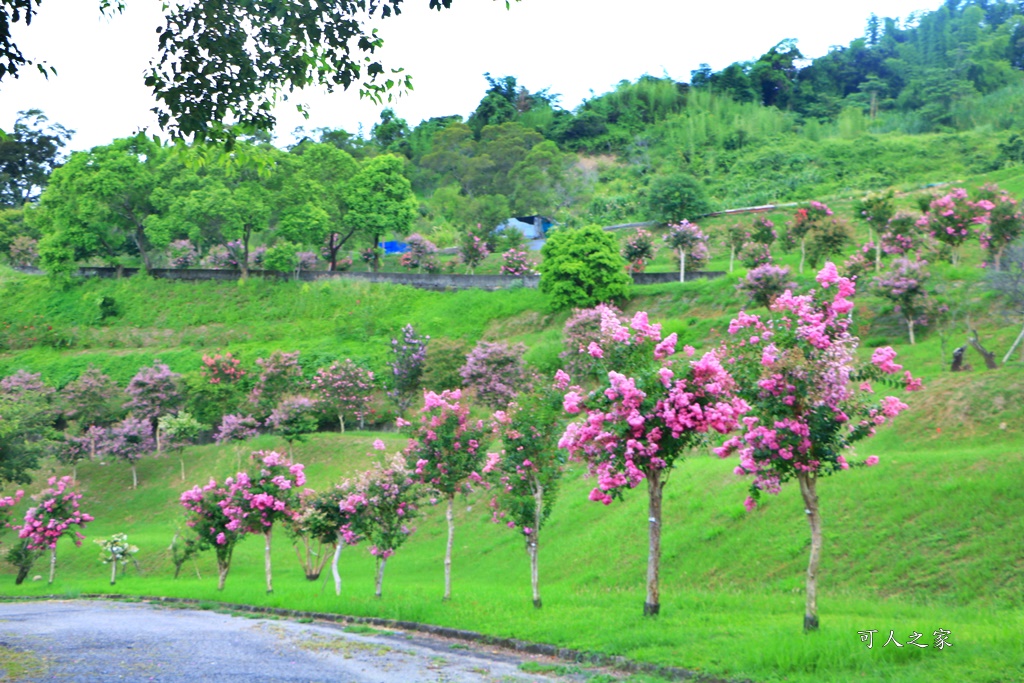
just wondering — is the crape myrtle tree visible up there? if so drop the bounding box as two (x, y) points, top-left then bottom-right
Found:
(59, 366), (120, 430)
(249, 351), (303, 417)
(873, 257), (932, 345)
(124, 361), (183, 454)
(663, 220), (710, 284)
(15, 476), (93, 585)
(787, 201), (833, 274)
(737, 264), (796, 309)
(484, 381), (564, 608)
(105, 416), (156, 489)
(403, 389), (489, 601)
(975, 183), (1024, 271)
(458, 231), (490, 274)
(180, 476), (248, 590)
(459, 340), (530, 409)
(266, 396), (319, 453)
(388, 325), (429, 414)
(718, 262), (922, 631)
(855, 191), (896, 272)
(558, 310), (748, 616)
(988, 241), (1024, 363)
(158, 410), (206, 481)
(227, 450), (307, 594)
(294, 481), (365, 594)
(354, 450), (421, 598)
(621, 228), (657, 273)
(917, 188), (991, 266)
(311, 360), (375, 432)
(559, 304), (624, 379)
(723, 222), (746, 273)
(0, 370), (57, 484)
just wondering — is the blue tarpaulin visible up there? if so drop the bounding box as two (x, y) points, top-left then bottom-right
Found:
(381, 240), (408, 254)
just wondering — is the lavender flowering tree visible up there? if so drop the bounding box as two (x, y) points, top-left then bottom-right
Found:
(266, 396), (319, 452)
(663, 220), (709, 283)
(388, 325), (429, 414)
(737, 264), (796, 308)
(167, 239), (198, 268)
(719, 263), (921, 631)
(459, 341), (530, 409)
(311, 360), (374, 432)
(104, 416), (155, 489)
(558, 310), (747, 616)
(403, 389), (488, 601)
(60, 366), (120, 429)
(124, 361), (183, 452)
(873, 258), (931, 345)
(400, 234), (439, 272)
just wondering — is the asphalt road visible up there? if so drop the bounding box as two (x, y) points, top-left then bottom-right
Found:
(0, 600), (582, 683)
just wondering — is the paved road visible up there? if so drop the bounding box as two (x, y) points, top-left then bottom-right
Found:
(0, 600), (582, 683)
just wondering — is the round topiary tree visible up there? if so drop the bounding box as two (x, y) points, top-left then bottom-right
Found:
(539, 226), (631, 310)
(646, 172), (712, 224)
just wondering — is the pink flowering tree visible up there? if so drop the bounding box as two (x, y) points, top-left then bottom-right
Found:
(663, 220), (709, 283)
(878, 210), (926, 258)
(459, 341), (530, 408)
(873, 258), (932, 345)
(718, 262), (921, 631)
(400, 234), (439, 272)
(500, 248), (537, 276)
(55, 427), (106, 482)
(180, 477), (248, 590)
(311, 360), (375, 432)
(560, 304), (625, 379)
(201, 352), (247, 385)
(787, 201), (833, 273)
(558, 309), (748, 616)
(975, 184), (1024, 271)
(855, 191), (896, 272)
(293, 481), (365, 595)
(356, 451), (421, 598)
(16, 476), (93, 584)
(918, 188), (992, 266)
(737, 264), (796, 309)
(227, 450), (307, 593)
(458, 231), (490, 274)
(403, 389), (489, 601)
(484, 383), (564, 608)
(249, 351), (303, 418)
(621, 228), (658, 273)
(104, 416), (155, 489)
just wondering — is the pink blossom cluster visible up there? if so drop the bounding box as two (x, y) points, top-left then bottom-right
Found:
(663, 220), (710, 268)
(223, 450), (307, 532)
(201, 352), (247, 385)
(311, 360), (375, 424)
(403, 389), (489, 497)
(558, 310), (748, 505)
(500, 249), (537, 277)
(214, 414), (260, 444)
(16, 476), (93, 550)
(346, 454), (419, 562)
(718, 263), (921, 509)
(918, 188), (992, 252)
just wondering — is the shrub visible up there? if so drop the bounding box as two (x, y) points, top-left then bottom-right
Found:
(459, 340), (530, 408)
(539, 226), (630, 310)
(647, 172), (712, 223)
(737, 264), (796, 308)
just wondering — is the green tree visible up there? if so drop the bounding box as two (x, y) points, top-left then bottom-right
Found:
(0, 109), (73, 207)
(539, 225), (631, 310)
(32, 136), (164, 271)
(647, 172), (712, 224)
(344, 154), (417, 262)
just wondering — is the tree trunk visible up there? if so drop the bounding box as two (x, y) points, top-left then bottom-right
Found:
(443, 494), (454, 601)
(72, 464), (77, 485)
(180, 456), (186, 482)
(48, 548), (57, 585)
(131, 463), (138, 490)
(907, 318), (916, 346)
(156, 425), (162, 456)
(644, 470), (663, 617)
(110, 560), (117, 586)
(217, 559), (229, 591)
(15, 564), (30, 585)
(332, 534), (343, 596)
(375, 557), (387, 598)
(530, 483), (544, 609)
(1002, 323), (1024, 364)
(799, 237), (806, 274)
(338, 413), (345, 434)
(729, 244), (735, 273)
(968, 329), (998, 369)
(995, 247), (1004, 272)
(678, 249), (686, 283)
(798, 472), (822, 632)
(264, 527), (274, 594)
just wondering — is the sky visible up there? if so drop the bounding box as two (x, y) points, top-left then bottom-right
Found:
(0, 0), (941, 152)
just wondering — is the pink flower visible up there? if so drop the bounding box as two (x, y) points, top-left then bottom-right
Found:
(870, 347), (902, 374)
(372, 439), (386, 451)
(587, 342), (604, 359)
(865, 455), (880, 467)
(743, 497), (756, 512)
(553, 369), (571, 390)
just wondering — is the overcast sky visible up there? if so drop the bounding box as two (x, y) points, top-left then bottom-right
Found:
(0, 0), (939, 152)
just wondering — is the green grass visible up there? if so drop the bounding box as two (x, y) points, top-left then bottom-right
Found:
(0, 645), (47, 682)
(0, 405), (1020, 683)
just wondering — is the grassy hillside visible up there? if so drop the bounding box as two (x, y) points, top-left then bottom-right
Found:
(0, 391), (1020, 683)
